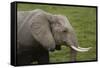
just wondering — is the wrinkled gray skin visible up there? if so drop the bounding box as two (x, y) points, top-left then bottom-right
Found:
(17, 9), (91, 65)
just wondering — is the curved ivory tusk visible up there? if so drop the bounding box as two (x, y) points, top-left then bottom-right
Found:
(70, 45), (91, 52)
(78, 47), (92, 50)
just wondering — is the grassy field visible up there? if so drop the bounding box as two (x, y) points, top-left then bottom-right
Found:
(17, 3), (97, 63)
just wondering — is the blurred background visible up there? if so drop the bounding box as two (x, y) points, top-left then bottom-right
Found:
(17, 3), (97, 63)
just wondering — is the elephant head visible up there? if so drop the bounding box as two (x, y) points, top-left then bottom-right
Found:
(28, 9), (91, 61)
(49, 15), (91, 52)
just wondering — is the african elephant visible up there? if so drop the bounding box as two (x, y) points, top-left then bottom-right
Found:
(17, 9), (91, 65)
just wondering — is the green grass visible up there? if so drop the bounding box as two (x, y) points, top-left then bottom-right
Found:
(17, 3), (97, 63)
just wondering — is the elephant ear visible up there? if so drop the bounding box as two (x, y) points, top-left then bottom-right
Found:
(29, 13), (55, 51)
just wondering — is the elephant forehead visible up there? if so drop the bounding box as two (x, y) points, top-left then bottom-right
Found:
(53, 15), (74, 33)
(59, 16), (73, 30)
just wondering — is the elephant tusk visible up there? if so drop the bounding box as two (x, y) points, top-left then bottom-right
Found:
(70, 45), (92, 52)
(78, 46), (92, 50)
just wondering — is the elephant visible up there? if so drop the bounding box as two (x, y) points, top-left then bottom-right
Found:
(17, 9), (91, 65)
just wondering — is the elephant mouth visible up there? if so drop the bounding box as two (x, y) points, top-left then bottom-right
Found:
(55, 45), (61, 50)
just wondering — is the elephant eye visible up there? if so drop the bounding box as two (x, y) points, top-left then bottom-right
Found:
(63, 30), (67, 32)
